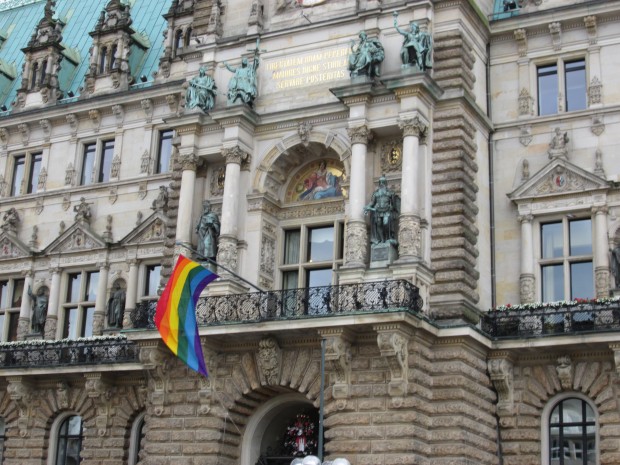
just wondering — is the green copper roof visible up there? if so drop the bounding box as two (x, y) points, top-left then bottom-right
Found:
(0, 0), (172, 112)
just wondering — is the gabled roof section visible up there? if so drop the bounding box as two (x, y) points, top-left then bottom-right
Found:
(43, 221), (107, 255)
(0, 232), (30, 260)
(120, 211), (167, 246)
(0, 0), (172, 111)
(508, 158), (609, 203)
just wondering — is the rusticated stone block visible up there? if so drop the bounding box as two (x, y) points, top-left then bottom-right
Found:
(357, 397), (386, 410)
(329, 440), (372, 453)
(324, 413), (371, 427)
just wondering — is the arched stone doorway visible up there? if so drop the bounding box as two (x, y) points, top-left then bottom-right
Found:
(241, 393), (319, 465)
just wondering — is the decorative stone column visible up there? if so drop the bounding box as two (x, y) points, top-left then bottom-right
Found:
(217, 146), (249, 273)
(176, 154), (199, 246)
(519, 214), (535, 304)
(397, 116), (428, 261)
(123, 259), (139, 329)
(344, 125), (371, 268)
(93, 262), (109, 335)
(17, 271), (34, 340)
(44, 267), (61, 340)
(593, 206), (610, 298)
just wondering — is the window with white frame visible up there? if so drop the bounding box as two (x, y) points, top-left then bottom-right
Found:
(537, 58), (587, 116)
(156, 130), (173, 174)
(540, 217), (593, 302)
(549, 398), (596, 465)
(0, 278), (23, 342)
(62, 271), (99, 339)
(10, 151), (42, 196)
(80, 139), (115, 185)
(280, 223), (343, 314)
(54, 415), (83, 465)
(143, 264), (161, 299)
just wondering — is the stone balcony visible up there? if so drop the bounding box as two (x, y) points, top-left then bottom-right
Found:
(131, 279), (424, 329)
(481, 301), (620, 339)
(0, 336), (139, 369)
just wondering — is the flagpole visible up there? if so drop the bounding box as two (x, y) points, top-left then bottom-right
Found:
(175, 242), (265, 292)
(318, 337), (326, 461)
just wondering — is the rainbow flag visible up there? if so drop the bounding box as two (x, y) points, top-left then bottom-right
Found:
(155, 255), (218, 377)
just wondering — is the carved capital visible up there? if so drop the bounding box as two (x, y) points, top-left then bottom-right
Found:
(398, 116), (427, 139)
(222, 146), (249, 165)
(347, 125), (372, 145)
(179, 154), (198, 171)
(517, 214), (533, 224)
(487, 354), (514, 416)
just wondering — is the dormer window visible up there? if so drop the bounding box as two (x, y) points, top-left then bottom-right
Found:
(30, 61), (38, 89)
(110, 44), (118, 70)
(99, 46), (108, 73)
(174, 29), (183, 50)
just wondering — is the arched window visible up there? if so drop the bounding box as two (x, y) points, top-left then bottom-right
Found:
(40, 60), (47, 85)
(99, 46), (108, 73)
(174, 29), (183, 50)
(110, 44), (117, 70)
(548, 397), (596, 465)
(184, 27), (192, 47)
(30, 61), (39, 89)
(55, 415), (83, 465)
(128, 412), (146, 465)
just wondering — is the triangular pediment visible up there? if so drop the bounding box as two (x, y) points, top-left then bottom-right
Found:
(0, 233), (31, 260)
(508, 159), (609, 202)
(43, 223), (107, 255)
(121, 212), (167, 246)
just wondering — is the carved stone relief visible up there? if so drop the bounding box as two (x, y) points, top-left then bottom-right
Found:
(257, 337), (281, 385)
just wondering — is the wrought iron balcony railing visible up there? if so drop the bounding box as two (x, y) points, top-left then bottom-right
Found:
(481, 302), (620, 339)
(131, 280), (423, 329)
(0, 337), (139, 369)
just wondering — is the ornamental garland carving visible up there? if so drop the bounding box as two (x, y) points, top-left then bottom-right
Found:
(518, 88), (533, 116)
(344, 221), (367, 265)
(588, 77), (602, 106)
(260, 234), (275, 278)
(257, 337), (281, 385)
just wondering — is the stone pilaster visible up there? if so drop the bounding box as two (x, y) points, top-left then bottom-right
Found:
(123, 259), (139, 329)
(44, 267), (61, 340)
(593, 206), (610, 298)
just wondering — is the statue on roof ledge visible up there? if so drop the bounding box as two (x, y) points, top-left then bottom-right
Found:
(348, 31), (384, 79)
(393, 11), (433, 71)
(224, 39), (262, 107)
(185, 67), (217, 112)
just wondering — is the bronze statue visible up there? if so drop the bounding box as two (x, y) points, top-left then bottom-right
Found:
(196, 201), (220, 260)
(185, 67), (217, 112)
(224, 39), (262, 107)
(364, 176), (400, 245)
(348, 31), (384, 79)
(611, 246), (620, 288)
(393, 11), (433, 71)
(107, 282), (126, 328)
(28, 285), (48, 334)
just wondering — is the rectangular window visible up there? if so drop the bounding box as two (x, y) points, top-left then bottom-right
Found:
(157, 130), (174, 174)
(144, 265), (161, 297)
(540, 218), (593, 301)
(537, 59), (587, 116)
(62, 271), (98, 339)
(280, 223), (344, 315)
(538, 64), (558, 116)
(10, 152), (42, 196)
(81, 140), (114, 185)
(565, 59), (587, 112)
(0, 278), (24, 341)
